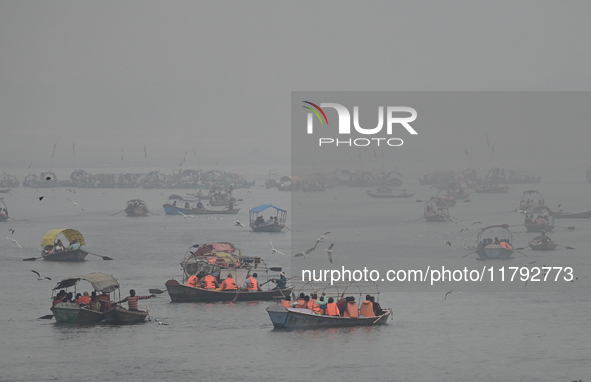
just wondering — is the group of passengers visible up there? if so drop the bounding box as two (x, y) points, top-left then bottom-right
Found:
(525, 214), (549, 225)
(281, 293), (385, 318)
(43, 239), (80, 254)
(52, 290), (112, 312)
(186, 271), (285, 292)
(254, 215), (279, 227)
(479, 237), (513, 250)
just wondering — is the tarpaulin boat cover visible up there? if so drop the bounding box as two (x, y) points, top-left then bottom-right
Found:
(52, 272), (119, 293)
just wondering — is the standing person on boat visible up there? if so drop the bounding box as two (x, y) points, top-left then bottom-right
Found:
(270, 272), (287, 290)
(242, 273), (259, 292)
(359, 295), (375, 317)
(220, 273), (238, 290)
(120, 290), (155, 311)
(201, 273), (219, 290)
(532, 231), (551, 244)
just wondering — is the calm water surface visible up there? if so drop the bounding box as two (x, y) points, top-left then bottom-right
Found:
(1, 168), (590, 381)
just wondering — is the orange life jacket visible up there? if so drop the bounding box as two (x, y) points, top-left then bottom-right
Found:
(308, 299), (323, 314)
(246, 277), (258, 291)
(281, 300), (291, 308)
(294, 298), (306, 308)
(203, 275), (216, 289)
(77, 296), (91, 305)
(326, 302), (340, 316)
(344, 302), (359, 318)
(359, 300), (375, 317)
(221, 277), (238, 290)
(186, 275), (199, 288)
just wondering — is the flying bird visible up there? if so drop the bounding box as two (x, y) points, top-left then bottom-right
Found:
(177, 211), (193, 219)
(68, 200), (84, 211)
(446, 241), (452, 246)
(354, 228), (365, 236)
(294, 247), (316, 259)
(270, 241), (286, 255)
(45, 176), (52, 181)
(38, 196), (44, 201)
(444, 290), (461, 300)
(471, 221), (482, 226)
(31, 270), (51, 280)
(325, 243), (335, 264)
(234, 219), (243, 227)
(5, 236), (23, 248)
(8, 229), (15, 235)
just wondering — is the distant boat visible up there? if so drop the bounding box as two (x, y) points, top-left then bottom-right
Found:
(553, 210), (591, 219)
(266, 304), (392, 329)
(125, 199), (150, 217)
(40, 229), (89, 261)
(0, 188), (10, 193)
(249, 204), (287, 232)
(0, 199), (8, 222)
(473, 225), (514, 260)
(423, 197), (450, 222)
(366, 191), (413, 198)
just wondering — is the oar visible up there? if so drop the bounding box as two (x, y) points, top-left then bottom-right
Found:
(556, 244), (575, 250)
(515, 250), (528, 257)
(87, 252), (114, 260)
(146, 305), (152, 321)
(555, 225), (575, 231)
(149, 288), (167, 294)
(110, 210), (126, 216)
(258, 267), (282, 272)
(284, 226), (292, 232)
(8, 217), (18, 221)
(259, 279), (273, 287)
(23, 256), (43, 261)
(39, 314), (53, 319)
(414, 216), (424, 222)
(462, 251), (477, 258)
(515, 245), (530, 250)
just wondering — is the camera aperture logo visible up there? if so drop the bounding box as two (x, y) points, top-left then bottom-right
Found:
(302, 101), (417, 147)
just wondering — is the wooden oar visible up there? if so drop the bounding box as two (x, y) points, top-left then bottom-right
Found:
(515, 250), (528, 257)
(462, 251), (477, 258)
(414, 216), (425, 222)
(555, 225), (575, 231)
(8, 217), (18, 221)
(23, 256), (43, 261)
(87, 252), (114, 260)
(110, 210), (126, 216)
(39, 314), (53, 319)
(149, 288), (166, 294)
(284, 226), (292, 232)
(515, 245), (530, 251)
(556, 244), (575, 250)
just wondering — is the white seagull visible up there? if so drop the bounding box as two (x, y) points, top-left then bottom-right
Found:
(68, 199), (84, 211)
(5, 236), (23, 249)
(354, 228), (365, 236)
(31, 270), (51, 280)
(444, 290), (461, 300)
(177, 211), (194, 218)
(234, 219), (243, 227)
(325, 243), (335, 264)
(270, 241), (286, 255)
(315, 232), (331, 247)
(294, 247), (316, 259)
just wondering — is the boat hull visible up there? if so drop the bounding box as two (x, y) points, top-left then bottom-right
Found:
(475, 246), (514, 260)
(163, 204), (240, 215)
(266, 305), (391, 329)
(366, 192), (413, 198)
(250, 224), (285, 232)
(42, 249), (88, 262)
(51, 303), (104, 324)
(165, 279), (293, 302)
(103, 306), (148, 324)
(554, 211), (591, 219)
(529, 242), (558, 250)
(424, 215), (449, 222)
(125, 206), (149, 217)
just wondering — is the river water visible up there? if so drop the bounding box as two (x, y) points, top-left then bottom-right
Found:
(1, 167), (590, 381)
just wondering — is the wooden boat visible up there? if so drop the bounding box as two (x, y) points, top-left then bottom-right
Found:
(528, 240), (558, 251)
(208, 186), (236, 206)
(0, 199), (8, 222)
(266, 304), (392, 329)
(473, 225), (514, 260)
(165, 279), (293, 302)
(163, 203), (240, 215)
(103, 305), (148, 324)
(249, 204), (287, 232)
(125, 199), (149, 217)
(0, 188), (10, 193)
(423, 197), (450, 222)
(553, 210), (591, 219)
(475, 184), (510, 193)
(445, 181), (470, 200)
(524, 222), (555, 232)
(40, 229), (89, 262)
(50, 272), (120, 324)
(366, 191), (414, 198)
(519, 190), (546, 212)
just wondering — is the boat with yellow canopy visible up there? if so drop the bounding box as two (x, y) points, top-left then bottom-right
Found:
(41, 229), (89, 261)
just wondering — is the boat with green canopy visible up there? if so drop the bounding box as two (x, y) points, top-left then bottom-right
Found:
(41, 229), (89, 261)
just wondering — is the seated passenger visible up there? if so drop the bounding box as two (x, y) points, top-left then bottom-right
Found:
(370, 296), (384, 316)
(54, 239), (65, 252)
(68, 240), (81, 250)
(89, 292), (101, 311)
(53, 291), (66, 306)
(308, 294), (323, 314)
(77, 291), (91, 305)
(202, 274), (219, 290)
(325, 297), (340, 316)
(292, 293), (307, 308)
(343, 297), (359, 318)
(281, 295), (292, 308)
(197, 202), (204, 209)
(359, 295), (375, 317)
(220, 274), (238, 290)
(242, 273), (259, 292)
(186, 273), (200, 288)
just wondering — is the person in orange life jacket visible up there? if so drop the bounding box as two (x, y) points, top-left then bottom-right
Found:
(120, 289), (155, 311)
(292, 292), (307, 308)
(370, 296), (384, 316)
(343, 296), (359, 318)
(308, 293), (323, 314)
(359, 295), (375, 317)
(77, 291), (91, 305)
(242, 273), (259, 292)
(202, 274), (219, 289)
(220, 274), (238, 290)
(325, 297), (340, 316)
(281, 295), (292, 308)
(186, 273), (200, 288)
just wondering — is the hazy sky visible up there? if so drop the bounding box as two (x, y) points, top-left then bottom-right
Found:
(1, 1), (590, 170)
